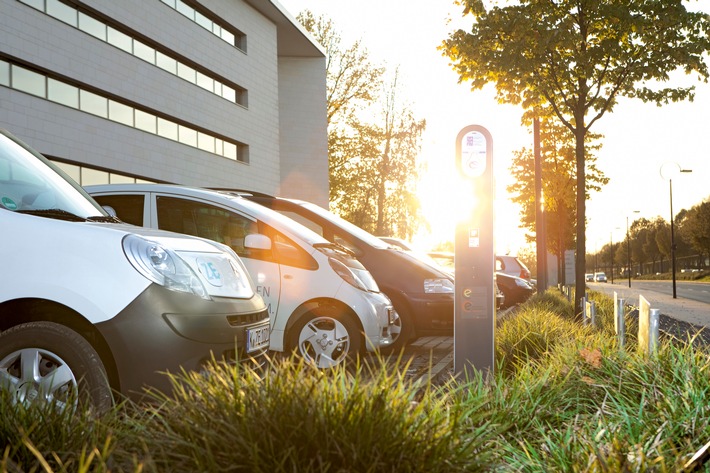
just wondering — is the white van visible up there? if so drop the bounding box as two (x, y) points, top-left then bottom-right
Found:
(86, 184), (396, 368)
(0, 130), (270, 410)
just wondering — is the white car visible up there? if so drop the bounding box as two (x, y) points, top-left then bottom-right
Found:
(87, 184), (395, 368)
(0, 130), (269, 410)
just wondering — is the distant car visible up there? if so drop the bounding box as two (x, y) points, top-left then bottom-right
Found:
(585, 273), (594, 282)
(496, 255), (532, 281)
(594, 272), (607, 282)
(495, 272), (535, 309)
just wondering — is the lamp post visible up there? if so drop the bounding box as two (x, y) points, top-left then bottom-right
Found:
(627, 210), (640, 288)
(660, 163), (693, 299)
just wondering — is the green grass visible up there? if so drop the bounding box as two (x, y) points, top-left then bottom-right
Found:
(4, 290), (710, 472)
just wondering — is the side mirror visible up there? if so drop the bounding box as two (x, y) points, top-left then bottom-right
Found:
(102, 205), (117, 217)
(244, 233), (271, 251)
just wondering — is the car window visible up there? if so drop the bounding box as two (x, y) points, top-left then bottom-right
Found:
(156, 195), (260, 257)
(333, 232), (361, 256)
(278, 209), (324, 236)
(92, 194), (144, 226)
(496, 258), (504, 271)
(272, 231), (317, 270)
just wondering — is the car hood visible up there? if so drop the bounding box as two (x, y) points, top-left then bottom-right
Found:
(91, 222), (257, 299)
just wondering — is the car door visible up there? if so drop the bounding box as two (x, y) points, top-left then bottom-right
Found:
(151, 194), (283, 324)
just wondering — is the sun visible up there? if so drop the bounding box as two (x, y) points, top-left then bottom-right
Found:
(414, 159), (528, 256)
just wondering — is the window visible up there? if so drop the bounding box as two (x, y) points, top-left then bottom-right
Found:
(48, 79), (79, 108)
(133, 40), (156, 64)
(92, 194), (145, 226)
(12, 66), (45, 97)
(46, 0), (77, 26)
(0, 60), (9, 87)
(6, 59), (247, 162)
(107, 26), (132, 53)
(81, 167), (109, 186)
(78, 12), (106, 40)
(80, 90), (107, 117)
(20, 0), (246, 105)
(134, 110), (157, 134)
(155, 196), (260, 258)
(109, 100), (134, 126)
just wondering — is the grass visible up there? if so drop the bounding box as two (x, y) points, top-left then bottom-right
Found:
(4, 289), (710, 472)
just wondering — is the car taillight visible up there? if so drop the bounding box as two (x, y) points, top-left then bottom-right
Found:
(521, 269), (531, 279)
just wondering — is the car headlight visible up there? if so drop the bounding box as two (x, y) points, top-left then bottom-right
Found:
(329, 257), (378, 292)
(123, 234), (210, 300)
(424, 278), (454, 294)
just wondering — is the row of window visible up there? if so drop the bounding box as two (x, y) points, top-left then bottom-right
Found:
(159, 0), (246, 51)
(1, 59), (249, 163)
(52, 160), (155, 187)
(17, 0), (246, 106)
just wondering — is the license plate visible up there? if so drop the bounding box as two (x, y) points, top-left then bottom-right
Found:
(246, 324), (270, 353)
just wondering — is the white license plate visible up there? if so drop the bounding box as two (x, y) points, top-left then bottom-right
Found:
(246, 324), (270, 353)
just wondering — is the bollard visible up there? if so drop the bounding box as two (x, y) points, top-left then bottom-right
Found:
(649, 308), (660, 355)
(581, 296), (587, 325)
(615, 297), (626, 349)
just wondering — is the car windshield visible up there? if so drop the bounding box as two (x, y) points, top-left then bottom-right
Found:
(297, 201), (389, 249)
(0, 131), (105, 220)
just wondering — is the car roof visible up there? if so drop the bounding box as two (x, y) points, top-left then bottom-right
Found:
(85, 183), (330, 247)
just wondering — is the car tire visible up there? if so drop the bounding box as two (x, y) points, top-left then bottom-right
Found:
(383, 296), (415, 352)
(289, 305), (361, 369)
(0, 321), (113, 412)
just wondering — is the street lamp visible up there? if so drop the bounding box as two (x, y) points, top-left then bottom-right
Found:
(627, 210), (640, 288)
(660, 163), (693, 299)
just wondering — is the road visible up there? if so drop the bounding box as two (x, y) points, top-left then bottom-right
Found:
(587, 280), (710, 327)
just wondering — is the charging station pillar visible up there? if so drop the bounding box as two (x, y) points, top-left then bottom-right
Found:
(454, 125), (495, 379)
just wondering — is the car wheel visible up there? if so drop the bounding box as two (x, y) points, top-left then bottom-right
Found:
(384, 298), (414, 352)
(0, 321), (113, 412)
(289, 306), (361, 369)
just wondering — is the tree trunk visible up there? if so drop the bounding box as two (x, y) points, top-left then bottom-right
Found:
(574, 123), (586, 318)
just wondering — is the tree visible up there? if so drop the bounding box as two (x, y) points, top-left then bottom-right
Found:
(299, 12), (425, 239)
(442, 0), (710, 315)
(331, 72), (426, 237)
(679, 199), (710, 264)
(507, 115), (608, 282)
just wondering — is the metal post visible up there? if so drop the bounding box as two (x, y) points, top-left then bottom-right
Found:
(581, 296), (587, 325)
(670, 178), (677, 299)
(615, 296), (625, 349)
(649, 308), (660, 355)
(609, 232), (614, 284)
(626, 211), (640, 287)
(590, 300), (596, 327)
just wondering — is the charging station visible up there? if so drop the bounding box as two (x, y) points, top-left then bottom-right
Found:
(454, 124), (495, 379)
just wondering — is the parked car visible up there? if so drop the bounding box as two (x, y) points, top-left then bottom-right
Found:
(87, 184), (395, 368)
(386, 245), (505, 309)
(0, 130), (269, 410)
(230, 192), (455, 350)
(585, 273), (594, 282)
(495, 272), (535, 309)
(594, 272), (608, 282)
(496, 254), (532, 281)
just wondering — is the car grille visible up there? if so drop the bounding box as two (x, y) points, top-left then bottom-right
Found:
(226, 309), (269, 327)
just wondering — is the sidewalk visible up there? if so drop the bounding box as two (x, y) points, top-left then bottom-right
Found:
(589, 282), (710, 328)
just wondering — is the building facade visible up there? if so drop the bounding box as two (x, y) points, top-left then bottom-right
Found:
(0, 0), (329, 206)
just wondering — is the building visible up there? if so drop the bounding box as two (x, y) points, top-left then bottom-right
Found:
(0, 0), (328, 206)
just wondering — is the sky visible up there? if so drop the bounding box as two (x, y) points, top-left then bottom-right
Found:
(277, 0), (710, 256)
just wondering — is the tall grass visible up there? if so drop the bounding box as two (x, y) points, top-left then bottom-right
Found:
(4, 289), (710, 472)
